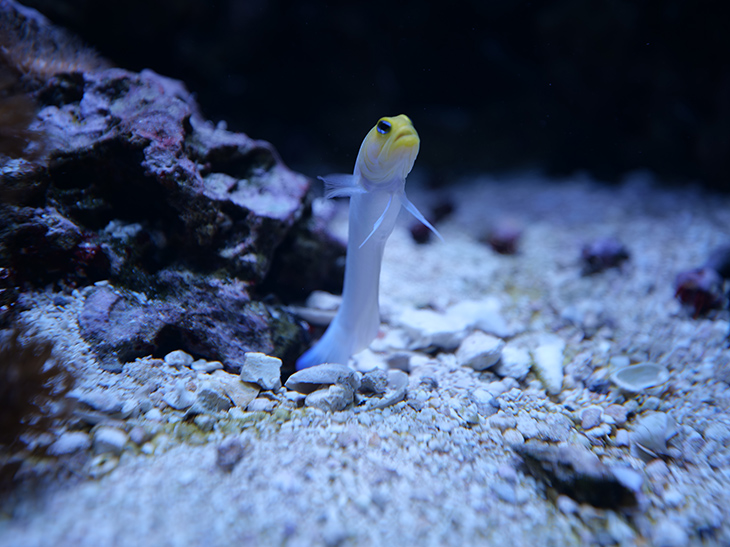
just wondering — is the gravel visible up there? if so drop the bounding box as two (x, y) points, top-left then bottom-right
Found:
(3, 173), (730, 546)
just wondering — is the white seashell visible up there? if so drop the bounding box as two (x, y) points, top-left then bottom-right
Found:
(610, 362), (669, 393)
(359, 369), (409, 410)
(285, 363), (361, 394)
(630, 411), (677, 460)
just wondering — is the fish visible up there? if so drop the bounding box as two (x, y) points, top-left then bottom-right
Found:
(296, 114), (442, 370)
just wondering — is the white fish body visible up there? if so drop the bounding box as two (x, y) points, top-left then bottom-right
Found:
(296, 115), (441, 370)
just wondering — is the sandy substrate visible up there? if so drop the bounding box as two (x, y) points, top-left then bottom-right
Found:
(2, 172), (730, 546)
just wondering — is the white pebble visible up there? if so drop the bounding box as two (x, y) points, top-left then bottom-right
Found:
(48, 431), (92, 456)
(93, 426), (128, 456)
(239, 352), (282, 391)
(164, 350), (194, 369)
(456, 330), (504, 371)
(531, 335), (565, 395)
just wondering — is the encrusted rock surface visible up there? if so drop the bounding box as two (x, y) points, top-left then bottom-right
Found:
(0, 0), (346, 369)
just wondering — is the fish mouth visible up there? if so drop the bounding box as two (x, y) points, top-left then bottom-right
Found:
(393, 131), (418, 146)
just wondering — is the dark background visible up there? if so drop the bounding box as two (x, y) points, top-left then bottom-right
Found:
(21, 0), (730, 189)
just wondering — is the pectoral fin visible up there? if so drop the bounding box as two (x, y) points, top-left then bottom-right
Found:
(359, 193), (393, 249)
(400, 194), (444, 242)
(319, 174), (366, 199)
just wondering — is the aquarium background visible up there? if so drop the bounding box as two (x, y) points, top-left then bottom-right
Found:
(21, 0), (730, 189)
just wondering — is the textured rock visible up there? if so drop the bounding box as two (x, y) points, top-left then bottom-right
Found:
(208, 370), (260, 408)
(239, 352), (282, 391)
(78, 282), (305, 372)
(196, 387), (232, 413)
(515, 441), (640, 509)
(0, 7), (331, 372)
(304, 384), (354, 412)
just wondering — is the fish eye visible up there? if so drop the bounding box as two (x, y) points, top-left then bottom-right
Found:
(376, 120), (391, 134)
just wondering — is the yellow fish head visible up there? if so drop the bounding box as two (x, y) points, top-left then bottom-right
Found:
(356, 114), (420, 188)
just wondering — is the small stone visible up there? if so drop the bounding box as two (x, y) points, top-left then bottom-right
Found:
(502, 428), (524, 446)
(145, 408), (163, 421)
(610, 466), (644, 495)
(304, 384), (354, 412)
(162, 381), (197, 410)
(216, 437), (250, 472)
(239, 352), (282, 391)
(495, 344), (531, 380)
(604, 404), (629, 426)
(285, 363), (360, 394)
(351, 348), (386, 372)
(386, 352), (411, 372)
(191, 359), (224, 373)
(581, 237), (630, 274)
(209, 370), (260, 408)
(164, 350), (194, 369)
(48, 431), (92, 456)
(470, 388), (499, 417)
(645, 459), (670, 482)
(197, 387), (233, 412)
(703, 422), (730, 442)
(531, 335), (565, 395)
(359, 369), (388, 394)
(581, 407), (602, 430)
(396, 307), (466, 350)
(516, 416), (540, 439)
(128, 425), (152, 446)
(456, 330), (504, 371)
(497, 463), (518, 483)
(76, 389), (124, 415)
(447, 298), (513, 338)
(663, 487), (683, 507)
(93, 426), (128, 456)
(194, 414), (215, 432)
(556, 494), (579, 515)
(613, 429), (630, 447)
(585, 423), (612, 438)
(419, 376), (439, 391)
(284, 390), (306, 405)
(306, 290), (342, 311)
(488, 414), (517, 432)
(651, 518), (689, 547)
(491, 481), (518, 504)
(247, 397), (276, 412)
